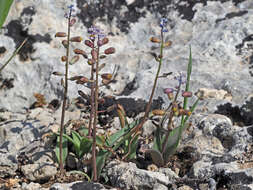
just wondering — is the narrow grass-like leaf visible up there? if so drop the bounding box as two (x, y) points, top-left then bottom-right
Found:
(71, 131), (81, 157)
(181, 45), (192, 126)
(95, 150), (110, 179)
(80, 137), (93, 156)
(0, 38), (27, 73)
(55, 135), (68, 165)
(162, 126), (181, 163)
(124, 133), (139, 160)
(105, 120), (138, 147)
(0, 0), (13, 29)
(69, 170), (91, 182)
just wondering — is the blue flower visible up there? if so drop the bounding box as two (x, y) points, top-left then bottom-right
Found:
(68, 5), (74, 10)
(64, 5), (75, 18)
(88, 26), (106, 40)
(160, 17), (168, 33)
(174, 72), (186, 87)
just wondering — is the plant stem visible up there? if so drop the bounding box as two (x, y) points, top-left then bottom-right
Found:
(131, 29), (164, 134)
(92, 46), (100, 182)
(59, 15), (71, 173)
(0, 38), (27, 73)
(88, 60), (95, 136)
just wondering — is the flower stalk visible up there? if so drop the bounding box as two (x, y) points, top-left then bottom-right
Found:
(59, 5), (73, 173)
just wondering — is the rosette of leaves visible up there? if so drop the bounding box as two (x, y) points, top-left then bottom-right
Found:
(144, 47), (200, 167)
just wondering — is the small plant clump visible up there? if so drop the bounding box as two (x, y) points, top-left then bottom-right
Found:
(53, 5), (200, 185)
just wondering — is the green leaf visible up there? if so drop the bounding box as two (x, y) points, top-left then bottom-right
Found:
(0, 0), (13, 29)
(153, 125), (163, 152)
(78, 127), (89, 136)
(162, 126), (181, 163)
(106, 120), (139, 147)
(80, 137), (93, 157)
(55, 135), (68, 165)
(72, 131), (82, 141)
(0, 38), (27, 73)
(95, 150), (110, 179)
(181, 45), (192, 126)
(182, 98), (199, 131)
(72, 131), (81, 155)
(124, 133), (139, 160)
(145, 149), (164, 167)
(69, 170), (91, 182)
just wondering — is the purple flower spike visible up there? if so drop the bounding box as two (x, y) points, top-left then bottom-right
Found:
(65, 5), (75, 19)
(174, 72), (186, 86)
(68, 5), (74, 10)
(88, 26), (106, 41)
(160, 17), (168, 33)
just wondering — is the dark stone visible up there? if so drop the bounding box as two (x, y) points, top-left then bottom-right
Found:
(215, 103), (245, 126)
(21, 6), (36, 17)
(213, 124), (235, 150)
(0, 77), (14, 90)
(5, 20), (51, 61)
(240, 97), (253, 125)
(97, 96), (164, 118)
(5, 5), (51, 62)
(249, 54), (253, 77)
(211, 154), (237, 164)
(216, 10), (248, 23)
(235, 34), (253, 51)
(247, 126), (253, 136)
(76, 0), (247, 35)
(0, 46), (6, 55)
(120, 77), (137, 96)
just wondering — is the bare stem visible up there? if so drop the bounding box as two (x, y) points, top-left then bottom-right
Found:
(131, 29), (164, 134)
(92, 46), (100, 182)
(88, 61), (95, 136)
(59, 15), (71, 173)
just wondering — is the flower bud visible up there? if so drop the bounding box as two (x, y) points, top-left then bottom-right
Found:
(69, 55), (80, 65)
(69, 18), (76, 27)
(91, 49), (98, 60)
(182, 91), (192, 98)
(164, 88), (174, 100)
(100, 55), (106, 59)
(97, 37), (109, 46)
(70, 36), (83, 42)
(87, 59), (95, 65)
(179, 109), (191, 116)
(55, 32), (67, 37)
(84, 40), (94, 48)
(102, 79), (110, 85)
(104, 47), (115, 55)
(164, 88), (173, 94)
(163, 41), (172, 47)
(61, 56), (67, 62)
(62, 40), (68, 48)
(52, 71), (64, 76)
(152, 109), (165, 116)
(150, 37), (161, 43)
(69, 76), (83, 81)
(74, 48), (88, 58)
(101, 73), (112, 80)
(76, 76), (90, 84)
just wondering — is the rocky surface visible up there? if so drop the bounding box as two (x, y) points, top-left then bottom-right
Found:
(0, 0), (253, 189)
